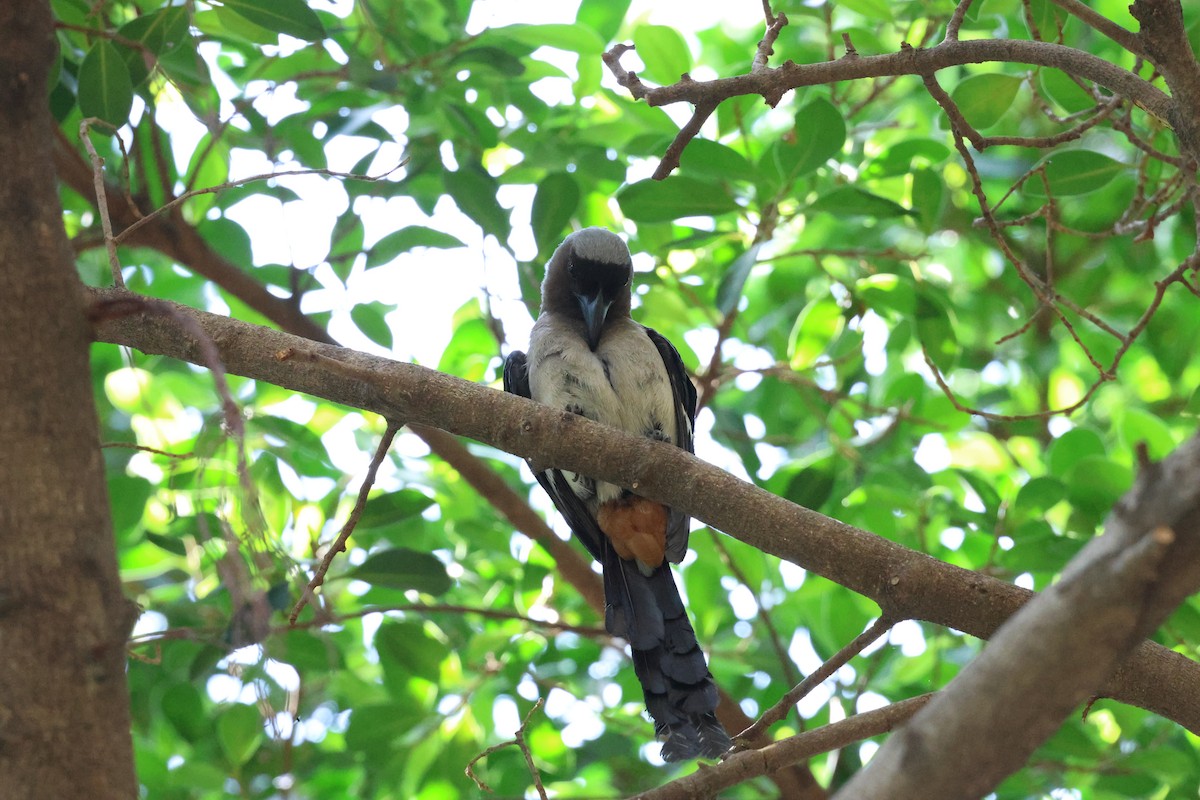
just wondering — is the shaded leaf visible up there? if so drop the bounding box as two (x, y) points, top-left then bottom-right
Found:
(216, 704), (263, 767)
(220, 0), (326, 41)
(359, 489), (436, 529)
(618, 176), (740, 222)
(951, 73), (1022, 129)
(78, 39), (133, 127)
(1026, 150), (1126, 197)
(347, 548), (453, 595)
(531, 173), (580, 256)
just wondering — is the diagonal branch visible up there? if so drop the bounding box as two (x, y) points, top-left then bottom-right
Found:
(837, 437), (1200, 798)
(87, 285), (1200, 737)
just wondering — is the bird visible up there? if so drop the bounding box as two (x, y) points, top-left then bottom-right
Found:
(503, 227), (731, 762)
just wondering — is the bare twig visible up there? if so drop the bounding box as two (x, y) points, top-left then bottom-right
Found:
(289, 422), (401, 625)
(79, 118), (125, 287)
(465, 698), (549, 800)
(736, 616), (896, 747)
(113, 161), (408, 247)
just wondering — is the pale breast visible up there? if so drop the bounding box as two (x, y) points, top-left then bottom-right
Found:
(528, 316), (677, 503)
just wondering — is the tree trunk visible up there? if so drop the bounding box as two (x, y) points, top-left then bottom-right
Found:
(0, 1), (138, 796)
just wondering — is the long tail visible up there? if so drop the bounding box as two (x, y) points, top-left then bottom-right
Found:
(602, 543), (731, 761)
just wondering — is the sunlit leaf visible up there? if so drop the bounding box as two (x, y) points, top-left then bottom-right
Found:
(951, 73), (1022, 129)
(632, 24), (692, 84)
(350, 301), (395, 349)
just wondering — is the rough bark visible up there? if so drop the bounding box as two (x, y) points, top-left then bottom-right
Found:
(0, 2), (139, 797)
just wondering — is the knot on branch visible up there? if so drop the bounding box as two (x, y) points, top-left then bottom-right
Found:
(601, 43), (649, 100)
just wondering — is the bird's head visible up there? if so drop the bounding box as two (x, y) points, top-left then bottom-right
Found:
(543, 228), (633, 351)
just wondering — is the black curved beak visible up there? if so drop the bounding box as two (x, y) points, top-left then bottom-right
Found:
(577, 292), (611, 351)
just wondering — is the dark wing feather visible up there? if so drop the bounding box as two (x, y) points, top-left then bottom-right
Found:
(504, 350), (605, 561)
(644, 327), (698, 563)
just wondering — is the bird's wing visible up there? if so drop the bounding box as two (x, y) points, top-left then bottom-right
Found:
(503, 350), (605, 562)
(645, 326), (698, 563)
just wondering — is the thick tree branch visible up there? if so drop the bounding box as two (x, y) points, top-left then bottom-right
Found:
(86, 285), (1200, 736)
(837, 438), (1200, 798)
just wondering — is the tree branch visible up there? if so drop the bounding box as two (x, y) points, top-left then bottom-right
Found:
(837, 437), (1200, 798)
(604, 36), (1171, 177)
(86, 285), (1200, 736)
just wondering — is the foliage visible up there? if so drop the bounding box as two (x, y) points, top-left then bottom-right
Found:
(49, 0), (1200, 796)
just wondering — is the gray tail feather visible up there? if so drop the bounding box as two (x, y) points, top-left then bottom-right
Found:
(604, 545), (731, 761)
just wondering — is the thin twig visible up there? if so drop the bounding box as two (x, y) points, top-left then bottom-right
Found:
(113, 161), (408, 246)
(289, 423), (401, 625)
(79, 118), (125, 287)
(465, 698), (549, 800)
(735, 616), (896, 747)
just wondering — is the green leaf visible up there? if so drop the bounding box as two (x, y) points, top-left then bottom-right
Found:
(1064, 455), (1132, 516)
(914, 289), (958, 372)
(117, 6), (190, 56)
(162, 683), (207, 743)
(376, 621), (451, 681)
(1012, 476), (1066, 524)
(1047, 428), (1106, 477)
(951, 73), (1022, 129)
(531, 173), (581, 257)
(145, 531), (188, 556)
(350, 301), (394, 349)
(809, 186), (910, 218)
(863, 138), (951, 178)
(184, 136), (230, 220)
(1119, 408), (1176, 461)
(765, 98), (846, 187)
(216, 704), (263, 767)
(1040, 69), (1095, 114)
(1026, 150), (1126, 197)
(366, 226), (466, 269)
(631, 24), (692, 84)
(444, 166), (512, 241)
(679, 139), (754, 183)
(347, 548), (453, 595)
(220, 0), (326, 41)
(577, 0), (631, 42)
(109, 474), (152, 542)
(912, 167), (945, 232)
(438, 318), (496, 382)
(714, 243), (762, 316)
(78, 39), (134, 127)
(491, 23), (604, 55)
(855, 273), (915, 316)
(837, 0), (895, 21)
(617, 176), (740, 222)
(345, 704), (420, 756)
(358, 489), (436, 529)
(788, 298), (844, 369)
